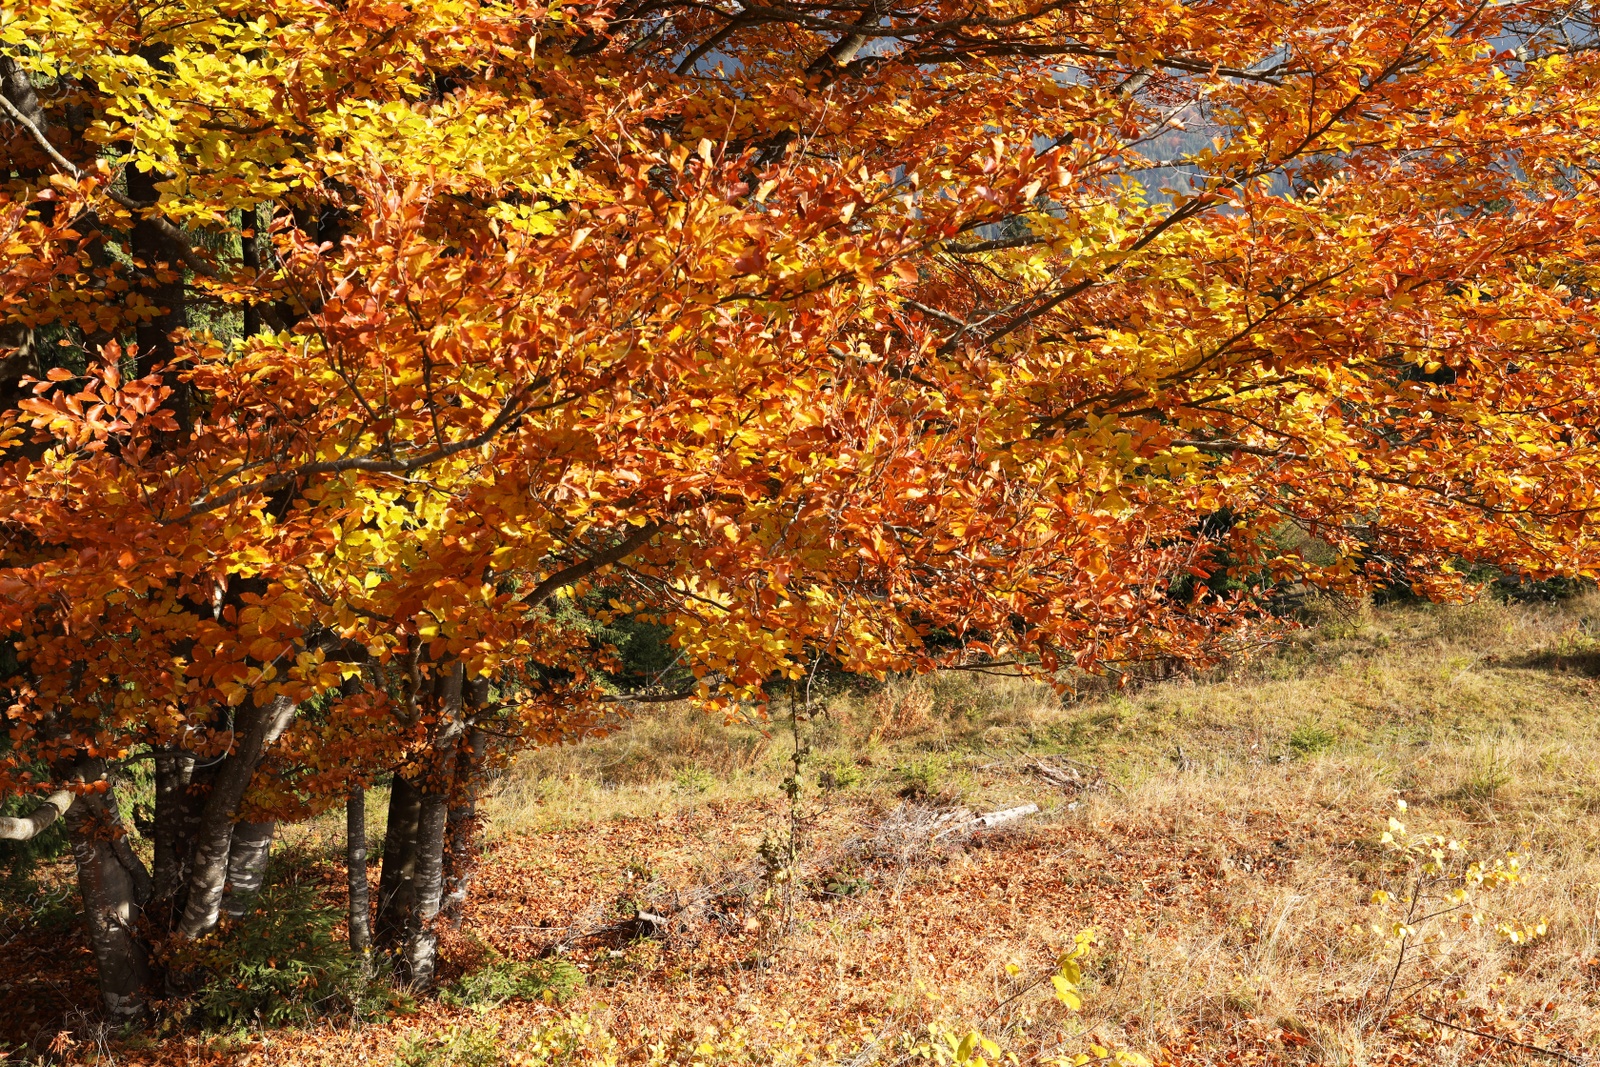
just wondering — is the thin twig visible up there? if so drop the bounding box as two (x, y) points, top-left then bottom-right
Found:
(1413, 1013), (1586, 1065)
(1381, 875), (1423, 1007)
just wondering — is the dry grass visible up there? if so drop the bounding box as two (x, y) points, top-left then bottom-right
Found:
(472, 595), (1600, 1065)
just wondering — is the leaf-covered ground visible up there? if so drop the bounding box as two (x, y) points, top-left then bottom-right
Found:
(5, 597), (1600, 1065)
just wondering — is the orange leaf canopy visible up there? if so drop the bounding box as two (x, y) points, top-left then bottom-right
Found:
(2, 0), (1599, 808)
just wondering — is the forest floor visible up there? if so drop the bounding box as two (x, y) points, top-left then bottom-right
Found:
(4, 596), (1600, 1066)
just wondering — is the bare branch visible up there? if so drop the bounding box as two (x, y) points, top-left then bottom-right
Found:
(1414, 1014), (1583, 1065)
(1171, 439), (1299, 459)
(943, 234), (1048, 255)
(900, 298), (970, 328)
(0, 789), (74, 841)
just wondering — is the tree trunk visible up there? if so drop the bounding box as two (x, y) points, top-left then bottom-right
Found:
(346, 787), (372, 954)
(0, 55), (47, 406)
(377, 664), (465, 986)
(127, 162), (189, 436)
(150, 752), (195, 905)
(221, 820), (274, 918)
(176, 695), (296, 938)
(442, 726), (488, 925)
(375, 773), (422, 950)
(60, 762), (152, 1022)
(0, 55), (45, 129)
(240, 205), (262, 339)
(400, 791), (450, 987)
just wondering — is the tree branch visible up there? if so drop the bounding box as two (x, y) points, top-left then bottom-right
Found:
(0, 789), (74, 841)
(0, 92), (215, 277)
(943, 234), (1048, 255)
(1171, 439), (1301, 459)
(166, 394), (530, 522)
(525, 521), (665, 607)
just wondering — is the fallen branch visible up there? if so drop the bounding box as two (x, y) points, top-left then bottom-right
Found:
(974, 803), (1040, 829)
(932, 802), (1040, 840)
(1027, 757), (1105, 794)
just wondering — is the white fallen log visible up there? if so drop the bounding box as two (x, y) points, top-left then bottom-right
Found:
(932, 802), (1040, 839)
(0, 789), (74, 841)
(973, 802), (1040, 828)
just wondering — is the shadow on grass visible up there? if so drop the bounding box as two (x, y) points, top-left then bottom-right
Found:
(1505, 649), (1600, 677)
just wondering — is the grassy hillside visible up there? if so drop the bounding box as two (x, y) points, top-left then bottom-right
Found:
(5, 596), (1599, 1065)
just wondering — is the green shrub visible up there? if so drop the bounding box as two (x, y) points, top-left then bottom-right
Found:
(816, 756), (861, 791)
(395, 1025), (505, 1067)
(894, 755), (948, 798)
(0, 838), (77, 933)
(395, 1016), (619, 1067)
(440, 958), (585, 1010)
(671, 766), (717, 794)
(180, 882), (403, 1029)
(1452, 750), (1513, 802)
(820, 868), (874, 898)
(1287, 723), (1336, 758)
(0, 777), (74, 926)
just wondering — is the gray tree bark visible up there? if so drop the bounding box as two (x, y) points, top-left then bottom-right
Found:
(400, 790), (450, 987)
(0, 789), (72, 841)
(0, 55), (45, 129)
(240, 204), (263, 338)
(0, 55), (47, 399)
(375, 773), (422, 951)
(127, 171), (185, 370)
(442, 725), (488, 925)
(59, 762), (152, 1022)
(150, 752), (196, 905)
(377, 663), (465, 987)
(347, 787), (372, 954)
(221, 820), (275, 918)
(176, 695), (296, 938)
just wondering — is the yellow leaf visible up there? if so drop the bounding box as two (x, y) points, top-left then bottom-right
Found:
(1051, 975), (1082, 1010)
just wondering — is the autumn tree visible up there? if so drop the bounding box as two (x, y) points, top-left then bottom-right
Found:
(3, 0), (1600, 1020)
